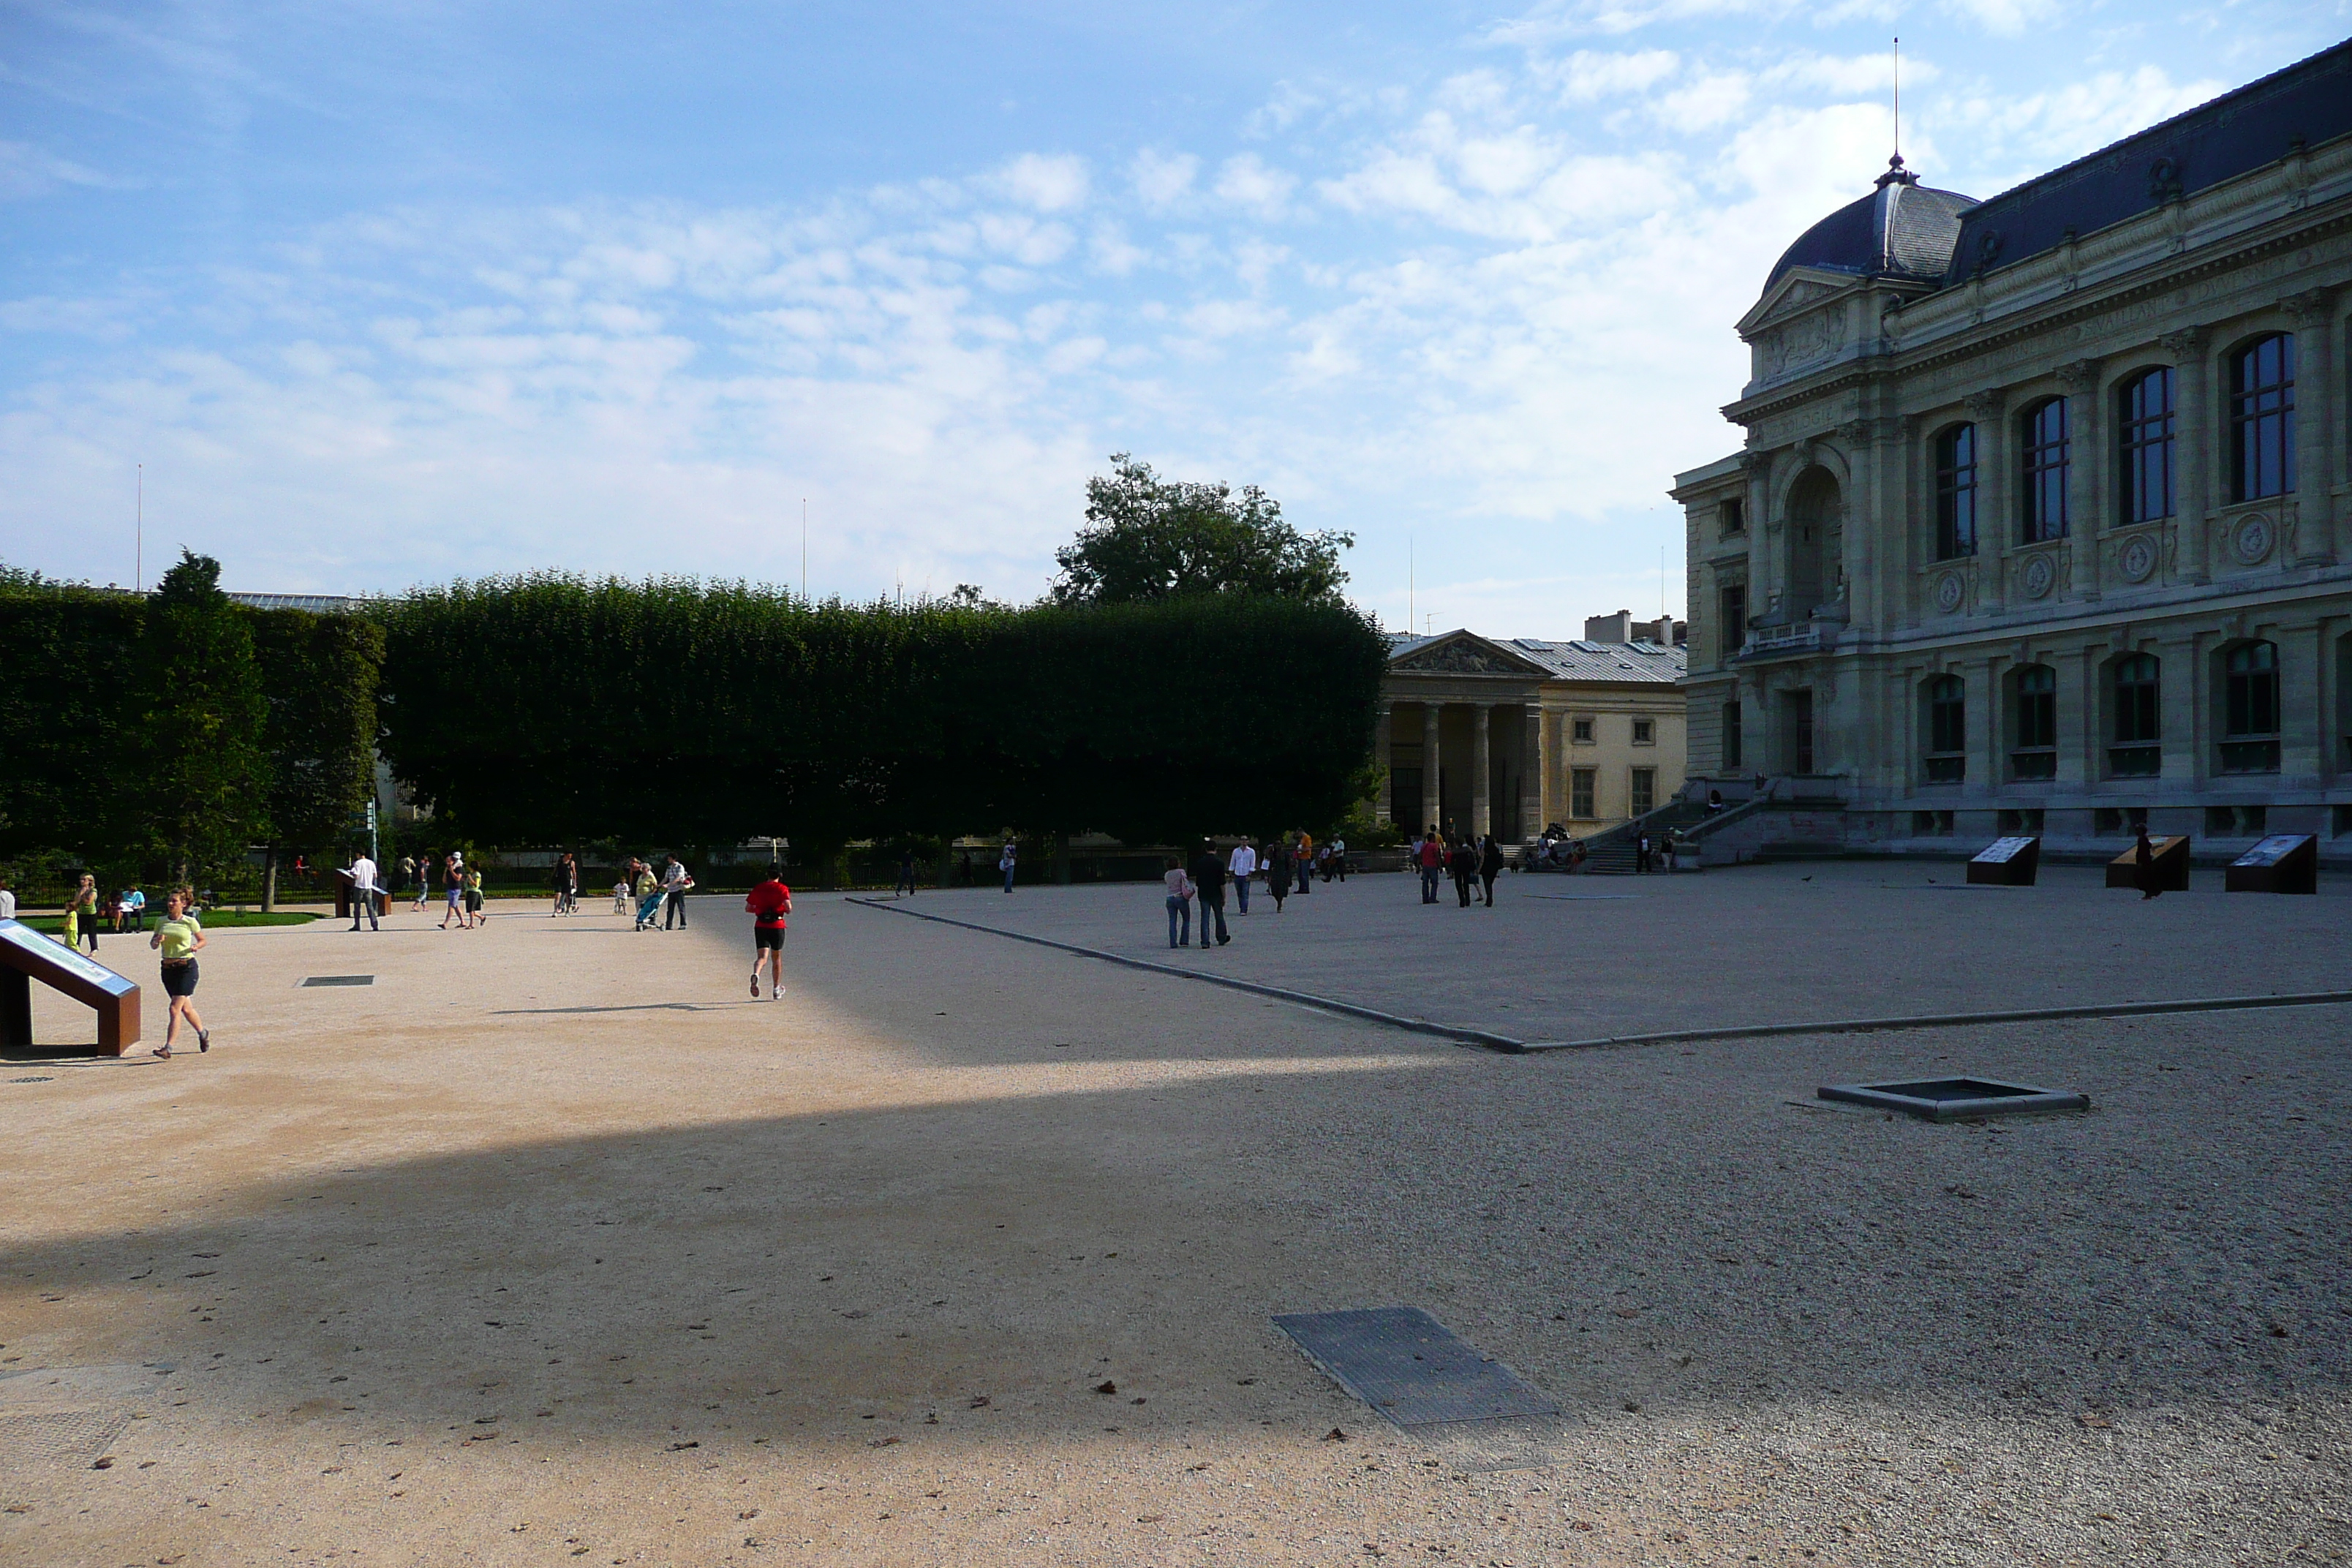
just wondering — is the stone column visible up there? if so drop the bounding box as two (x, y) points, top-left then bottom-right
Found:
(1523, 705), (1543, 841)
(1966, 387), (2009, 611)
(1373, 701), (1395, 824)
(1471, 704), (1493, 838)
(2286, 288), (2340, 564)
(1421, 703), (1441, 833)
(2160, 325), (2213, 583)
(2059, 358), (2104, 598)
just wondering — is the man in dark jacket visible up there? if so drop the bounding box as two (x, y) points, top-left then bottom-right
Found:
(1450, 837), (1477, 907)
(1189, 843), (1231, 947)
(1478, 835), (1504, 905)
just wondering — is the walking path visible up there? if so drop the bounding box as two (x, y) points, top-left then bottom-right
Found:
(1, 883), (2342, 1566)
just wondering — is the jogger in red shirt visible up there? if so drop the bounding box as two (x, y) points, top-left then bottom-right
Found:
(745, 875), (793, 999)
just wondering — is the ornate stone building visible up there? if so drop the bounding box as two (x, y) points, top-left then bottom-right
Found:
(1675, 39), (2352, 856)
(1378, 612), (1686, 840)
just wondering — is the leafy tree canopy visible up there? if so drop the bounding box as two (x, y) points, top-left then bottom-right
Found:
(1052, 453), (1353, 606)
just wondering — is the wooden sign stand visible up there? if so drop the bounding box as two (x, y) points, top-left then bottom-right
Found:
(2106, 835), (2191, 892)
(0, 919), (141, 1056)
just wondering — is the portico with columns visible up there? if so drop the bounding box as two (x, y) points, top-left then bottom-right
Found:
(1379, 624), (1687, 841)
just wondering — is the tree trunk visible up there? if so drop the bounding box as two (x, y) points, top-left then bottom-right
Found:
(261, 845), (279, 913)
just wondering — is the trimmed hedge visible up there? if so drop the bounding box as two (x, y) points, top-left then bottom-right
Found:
(377, 578), (1387, 848)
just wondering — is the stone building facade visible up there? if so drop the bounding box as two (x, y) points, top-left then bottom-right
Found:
(1675, 40), (2352, 856)
(1378, 614), (1686, 841)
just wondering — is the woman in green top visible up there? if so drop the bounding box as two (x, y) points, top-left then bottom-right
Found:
(67, 873), (100, 953)
(148, 889), (209, 1058)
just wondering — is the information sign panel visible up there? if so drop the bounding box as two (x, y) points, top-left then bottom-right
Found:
(1967, 836), (2040, 885)
(2225, 834), (2318, 894)
(0, 917), (142, 1054)
(2106, 835), (2190, 892)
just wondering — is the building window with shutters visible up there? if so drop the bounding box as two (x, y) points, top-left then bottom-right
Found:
(1629, 767), (1656, 816)
(1923, 674), (1966, 783)
(2108, 654), (2161, 777)
(1570, 767), (1597, 819)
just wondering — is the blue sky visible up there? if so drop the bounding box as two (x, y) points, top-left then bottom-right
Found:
(4, 1), (2345, 633)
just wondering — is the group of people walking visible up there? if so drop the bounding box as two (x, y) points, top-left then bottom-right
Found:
(1160, 834), (1343, 947)
(620, 855), (695, 930)
(1409, 829), (1505, 907)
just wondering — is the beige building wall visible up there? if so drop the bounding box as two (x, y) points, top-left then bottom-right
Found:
(1378, 629), (1686, 839)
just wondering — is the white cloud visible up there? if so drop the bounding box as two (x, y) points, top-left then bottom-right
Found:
(1214, 154), (1297, 214)
(990, 153), (1090, 213)
(0, 140), (129, 199)
(1542, 48), (1681, 100)
(1130, 149), (1199, 209)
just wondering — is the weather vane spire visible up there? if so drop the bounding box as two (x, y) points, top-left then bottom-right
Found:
(1876, 36), (1916, 186)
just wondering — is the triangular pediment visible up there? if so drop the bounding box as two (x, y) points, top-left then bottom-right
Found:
(1389, 630), (1550, 677)
(1737, 266), (1859, 338)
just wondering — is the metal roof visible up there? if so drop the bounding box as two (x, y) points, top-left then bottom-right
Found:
(1387, 630), (1686, 684)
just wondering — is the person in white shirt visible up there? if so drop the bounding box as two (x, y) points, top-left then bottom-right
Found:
(344, 852), (381, 931)
(1329, 836), (1348, 883)
(1227, 841), (1258, 915)
(660, 856), (694, 930)
(0, 878), (15, 921)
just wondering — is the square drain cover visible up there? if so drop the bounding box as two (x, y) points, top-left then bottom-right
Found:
(1819, 1077), (2088, 1120)
(1273, 1306), (1559, 1428)
(301, 975), (374, 987)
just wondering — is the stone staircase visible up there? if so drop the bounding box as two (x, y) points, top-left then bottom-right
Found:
(1575, 799), (1712, 875)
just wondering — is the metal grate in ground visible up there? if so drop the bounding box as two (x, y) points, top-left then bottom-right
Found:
(300, 975), (374, 987)
(1274, 1305), (1570, 1469)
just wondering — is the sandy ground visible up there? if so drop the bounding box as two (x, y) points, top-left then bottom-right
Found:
(1, 867), (2346, 1567)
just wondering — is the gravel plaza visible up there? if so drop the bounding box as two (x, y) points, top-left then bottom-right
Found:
(1, 862), (2345, 1567)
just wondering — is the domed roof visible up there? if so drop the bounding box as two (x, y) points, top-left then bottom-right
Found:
(1765, 158), (1979, 291)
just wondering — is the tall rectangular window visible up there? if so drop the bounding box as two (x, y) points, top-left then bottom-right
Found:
(1718, 583), (1746, 662)
(1923, 675), (1967, 783)
(1719, 498), (1745, 535)
(1934, 424), (1976, 559)
(2118, 367), (2174, 524)
(2221, 641), (2281, 774)
(2021, 398), (2070, 543)
(2110, 654), (2160, 777)
(1629, 767), (1656, 816)
(1569, 767), (1597, 819)
(2231, 334), (2296, 501)
(2010, 665), (2057, 780)
(1722, 701), (1743, 769)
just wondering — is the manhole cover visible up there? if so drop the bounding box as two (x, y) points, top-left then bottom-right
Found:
(0, 1365), (169, 1466)
(1818, 1077), (2089, 1121)
(300, 975), (374, 987)
(1274, 1306), (1559, 1428)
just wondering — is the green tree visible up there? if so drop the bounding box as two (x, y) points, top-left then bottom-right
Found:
(1051, 453), (1353, 605)
(138, 551), (269, 886)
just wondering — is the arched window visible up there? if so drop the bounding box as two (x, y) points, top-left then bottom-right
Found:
(2117, 367), (2174, 524)
(2010, 665), (2057, 780)
(2231, 334), (2296, 501)
(1933, 424), (1976, 560)
(2109, 654), (2160, 777)
(2220, 641), (2280, 774)
(1923, 674), (1966, 783)
(2020, 397), (2070, 543)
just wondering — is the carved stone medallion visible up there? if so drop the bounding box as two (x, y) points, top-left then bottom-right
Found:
(1934, 572), (1965, 614)
(2019, 553), (2056, 600)
(2117, 533), (2157, 584)
(2231, 513), (2275, 566)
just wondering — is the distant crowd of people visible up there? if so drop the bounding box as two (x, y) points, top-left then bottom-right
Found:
(1157, 832), (1346, 948)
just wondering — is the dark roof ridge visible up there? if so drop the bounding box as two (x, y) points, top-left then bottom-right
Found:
(1940, 35), (2352, 286)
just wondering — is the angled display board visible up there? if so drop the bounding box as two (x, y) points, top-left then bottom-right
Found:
(2106, 835), (2190, 892)
(0, 918), (141, 1055)
(2225, 834), (2318, 894)
(1966, 836), (2040, 886)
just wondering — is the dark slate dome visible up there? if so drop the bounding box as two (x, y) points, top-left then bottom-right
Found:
(1765, 157), (1979, 291)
